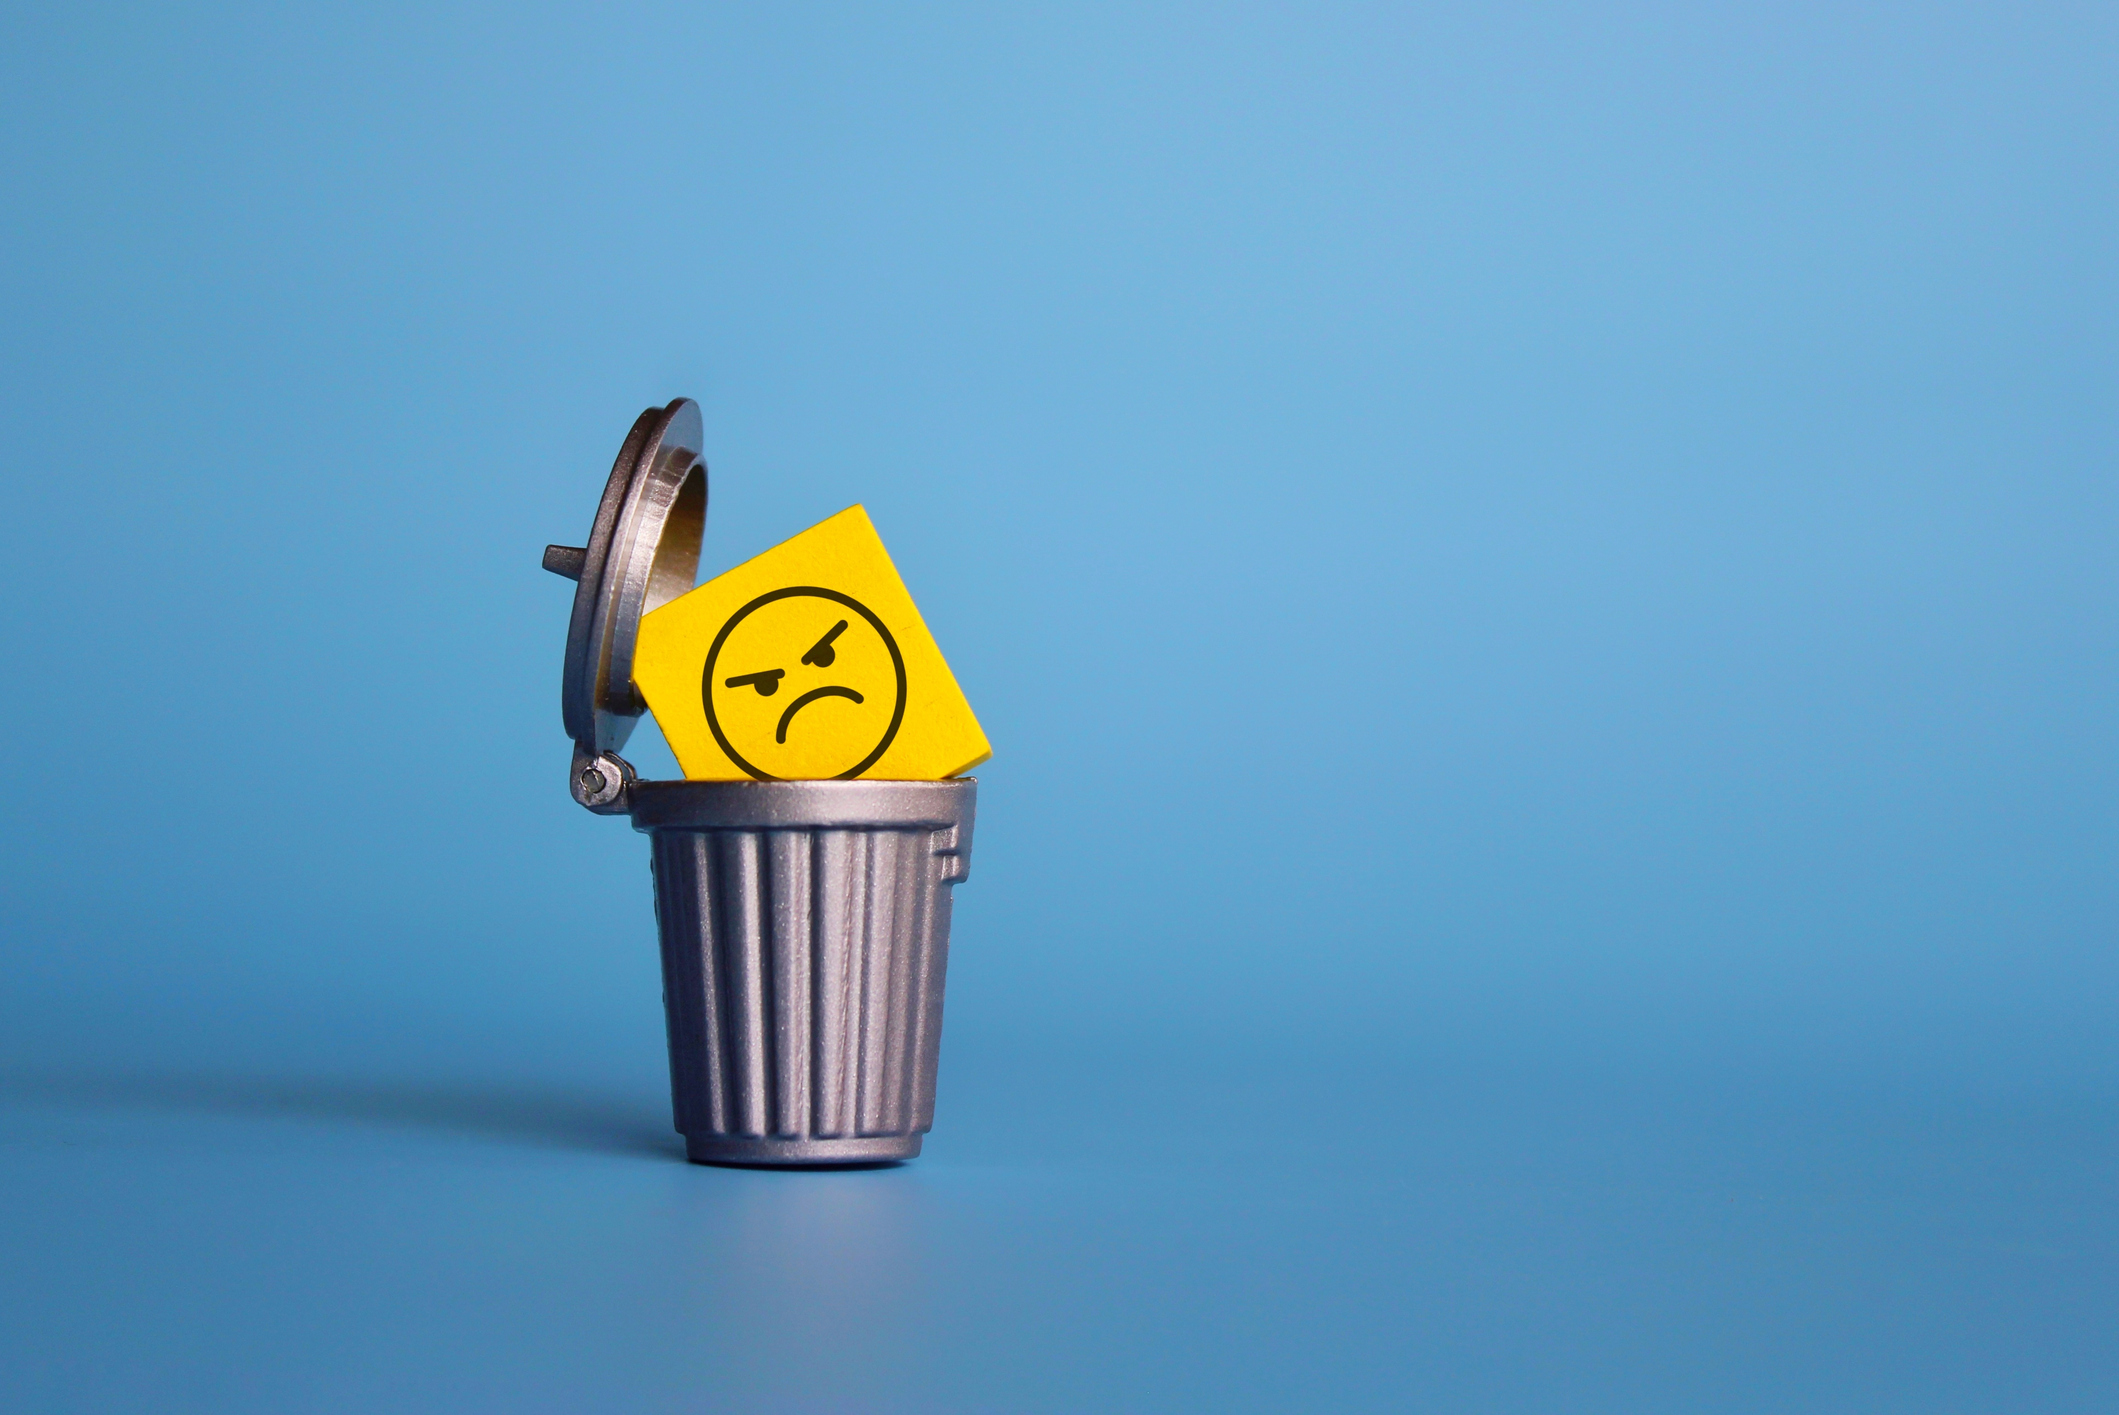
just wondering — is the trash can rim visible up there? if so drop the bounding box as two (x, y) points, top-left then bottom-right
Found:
(628, 776), (976, 833)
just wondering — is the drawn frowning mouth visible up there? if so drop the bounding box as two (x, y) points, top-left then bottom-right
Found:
(776, 685), (864, 743)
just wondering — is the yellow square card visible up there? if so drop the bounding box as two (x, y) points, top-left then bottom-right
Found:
(633, 506), (991, 781)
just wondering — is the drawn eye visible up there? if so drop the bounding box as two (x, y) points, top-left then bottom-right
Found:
(723, 669), (785, 697)
(802, 620), (850, 669)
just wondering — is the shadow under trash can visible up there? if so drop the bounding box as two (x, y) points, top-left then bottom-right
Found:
(542, 399), (977, 1166)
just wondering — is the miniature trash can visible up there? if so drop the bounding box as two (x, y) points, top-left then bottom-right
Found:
(543, 399), (978, 1166)
(632, 779), (973, 1163)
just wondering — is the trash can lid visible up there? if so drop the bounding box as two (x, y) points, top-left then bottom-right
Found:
(545, 399), (707, 755)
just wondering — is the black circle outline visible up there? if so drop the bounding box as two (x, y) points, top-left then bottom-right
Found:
(701, 587), (907, 781)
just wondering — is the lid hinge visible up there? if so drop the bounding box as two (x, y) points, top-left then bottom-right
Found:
(570, 745), (636, 815)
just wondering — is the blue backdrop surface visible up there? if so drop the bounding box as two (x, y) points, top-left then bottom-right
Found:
(2, 3), (2115, 1410)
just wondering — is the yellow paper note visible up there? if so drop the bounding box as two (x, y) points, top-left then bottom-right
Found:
(633, 506), (991, 781)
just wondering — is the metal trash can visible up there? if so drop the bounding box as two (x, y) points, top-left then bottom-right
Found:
(543, 399), (978, 1166)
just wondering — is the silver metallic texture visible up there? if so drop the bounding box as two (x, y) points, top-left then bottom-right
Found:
(552, 399), (706, 756)
(632, 779), (976, 1166)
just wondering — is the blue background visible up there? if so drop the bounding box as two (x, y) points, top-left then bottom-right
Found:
(3, 3), (2115, 1410)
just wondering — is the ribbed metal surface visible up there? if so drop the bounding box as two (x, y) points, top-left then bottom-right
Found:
(647, 812), (971, 1156)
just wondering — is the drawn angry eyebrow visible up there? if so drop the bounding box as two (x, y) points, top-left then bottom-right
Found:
(723, 668), (785, 696)
(801, 620), (850, 668)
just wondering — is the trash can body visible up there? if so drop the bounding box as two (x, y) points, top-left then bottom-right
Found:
(631, 779), (975, 1165)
